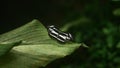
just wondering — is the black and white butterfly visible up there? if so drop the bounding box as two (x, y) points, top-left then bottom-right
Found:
(47, 25), (73, 43)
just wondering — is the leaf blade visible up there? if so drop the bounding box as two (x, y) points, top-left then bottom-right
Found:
(0, 19), (82, 68)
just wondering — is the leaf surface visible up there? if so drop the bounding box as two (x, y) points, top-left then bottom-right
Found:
(0, 19), (82, 68)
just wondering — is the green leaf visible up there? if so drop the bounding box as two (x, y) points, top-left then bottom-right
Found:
(0, 41), (21, 57)
(0, 19), (83, 68)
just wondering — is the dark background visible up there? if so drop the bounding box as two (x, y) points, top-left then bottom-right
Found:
(0, 0), (120, 68)
(0, 0), (80, 33)
(0, 0), (119, 34)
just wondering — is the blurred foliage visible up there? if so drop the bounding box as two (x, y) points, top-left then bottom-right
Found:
(43, 0), (120, 68)
(113, 8), (120, 16)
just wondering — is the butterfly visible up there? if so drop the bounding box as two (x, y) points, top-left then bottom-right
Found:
(47, 25), (73, 43)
